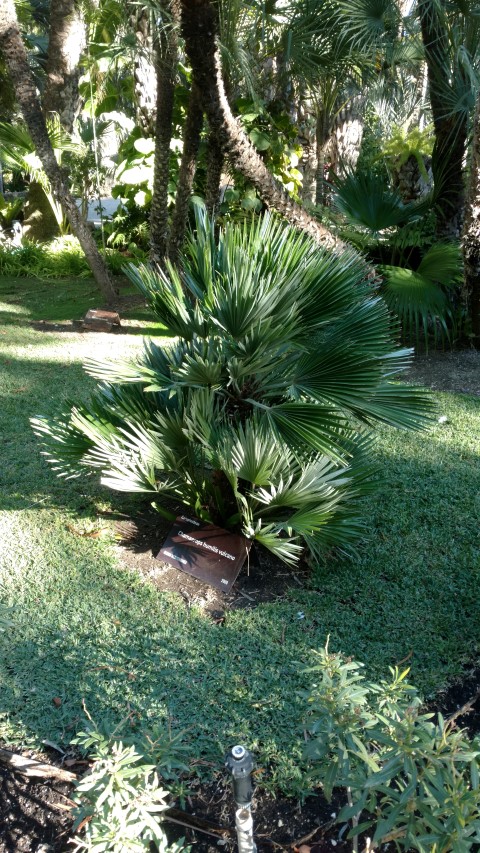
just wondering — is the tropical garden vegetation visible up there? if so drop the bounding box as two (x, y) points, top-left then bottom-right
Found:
(1, 0), (480, 849)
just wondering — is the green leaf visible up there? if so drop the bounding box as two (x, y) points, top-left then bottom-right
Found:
(249, 128), (271, 150)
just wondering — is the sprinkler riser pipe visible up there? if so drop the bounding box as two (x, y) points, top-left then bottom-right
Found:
(235, 808), (257, 853)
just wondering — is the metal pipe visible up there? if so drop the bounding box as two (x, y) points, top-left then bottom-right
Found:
(225, 745), (256, 853)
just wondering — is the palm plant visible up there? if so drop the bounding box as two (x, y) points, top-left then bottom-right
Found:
(380, 242), (463, 346)
(332, 170), (461, 345)
(32, 211), (432, 566)
(0, 118), (81, 231)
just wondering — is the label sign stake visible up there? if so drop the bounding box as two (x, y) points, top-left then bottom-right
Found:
(156, 515), (252, 591)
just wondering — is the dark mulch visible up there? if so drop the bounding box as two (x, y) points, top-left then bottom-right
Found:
(0, 759), (72, 852)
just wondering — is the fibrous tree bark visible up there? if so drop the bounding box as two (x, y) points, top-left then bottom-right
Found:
(168, 80), (203, 261)
(204, 129), (224, 215)
(43, 0), (85, 133)
(418, 0), (467, 239)
(180, 0), (343, 250)
(150, 0), (180, 265)
(129, 4), (157, 134)
(462, 91), (480, 344)
(0, 0), (116, 303)
(25, 0), (86, 242)
(315, 107), (332, 207)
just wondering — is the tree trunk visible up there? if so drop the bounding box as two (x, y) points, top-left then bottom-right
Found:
(168, 81), (203, 261)
(28, 0), (86, 243)
(418, 0), (467, 239)
(180, 0), (343, 251)
(0, 0), (116, 304)
(149, 0), (180, 266)
(462, 91), (480, 344)
(205, 129), (224, 215)
(43, 0), (85, 134)
(23, 180), (60, 240)
(129, 4), (157, 134)
(315, 108), (331, 207)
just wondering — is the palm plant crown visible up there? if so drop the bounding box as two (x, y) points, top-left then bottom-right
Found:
(32, 212), (433, 565)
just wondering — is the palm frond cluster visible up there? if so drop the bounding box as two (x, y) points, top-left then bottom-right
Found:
(32, 213), (432, 565)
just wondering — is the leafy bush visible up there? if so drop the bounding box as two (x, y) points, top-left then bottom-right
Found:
(71, 729), (188, 852)
(32, 212), (432, 565)
(0, 236), (135, 278)
(303, 644), (480, 851)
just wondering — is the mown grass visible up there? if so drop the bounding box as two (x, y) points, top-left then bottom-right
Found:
(0, 275), (479, 795)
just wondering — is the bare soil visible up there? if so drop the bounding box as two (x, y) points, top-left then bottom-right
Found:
(405, 348), (480, 396)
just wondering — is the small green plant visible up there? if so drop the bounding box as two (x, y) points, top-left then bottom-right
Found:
(0, 193), (24, 229)
(381, 125), (434, 182)
(71, 729), (189, 852)
(303, 644), (480, 852)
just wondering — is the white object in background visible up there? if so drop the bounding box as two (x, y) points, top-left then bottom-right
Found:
(11, 220), (23, 246)
(438, 416), (449, 424)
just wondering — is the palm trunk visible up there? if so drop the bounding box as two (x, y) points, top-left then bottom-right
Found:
(205, 129), (224, 215)
(418, 0), (467, 239)
(0, 0), (116, 304)
(462, 91), (480, 344)
(315, 108), (331, 207)
(180, 0), (343, 251)
(149, 0), (180, 266)
(43, 0), (85, 133)
(129, 4), (156, 135)
(168, 81), (203, 262)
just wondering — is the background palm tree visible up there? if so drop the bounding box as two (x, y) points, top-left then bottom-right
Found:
(0, 0), (116, 302)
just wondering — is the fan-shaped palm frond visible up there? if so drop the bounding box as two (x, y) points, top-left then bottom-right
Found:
(380, 242), (462, 346)
(33, 212), (433, 566)
(332, 171), (430, 234)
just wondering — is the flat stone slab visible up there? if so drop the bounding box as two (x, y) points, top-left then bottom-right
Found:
(82, 309), (121, 332)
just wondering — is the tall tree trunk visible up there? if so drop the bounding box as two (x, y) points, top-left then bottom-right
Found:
(25, 0), (86, 243)
(168, 81), (203, 261)
(129, 4), (156, 134)
(43, 0), (85, 133)
(315, 107), (331, 207)
(462, 91), (480, 344)
(150, 0), (180, 265)
(180, 0), (343, 251)
(0, 0), (116, 304)
(418, 0), (467, 239)
(205, 129), (224, 215)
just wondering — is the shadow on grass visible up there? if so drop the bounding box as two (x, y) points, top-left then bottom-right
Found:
(1, 329), (480, 780)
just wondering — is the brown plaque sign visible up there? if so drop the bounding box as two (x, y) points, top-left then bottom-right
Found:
(156, 515), (252, 591)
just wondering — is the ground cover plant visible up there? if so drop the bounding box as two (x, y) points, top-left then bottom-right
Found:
(0, 236), (141, 279)
(0, 274), (479, 803)
(32, 213), (432, 565)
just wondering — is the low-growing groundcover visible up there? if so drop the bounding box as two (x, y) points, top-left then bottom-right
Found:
(0, 275), (479, 799)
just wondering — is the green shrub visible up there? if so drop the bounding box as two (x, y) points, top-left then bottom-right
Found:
(70, 729), (188, 852)
(303, 644), (480, 851)
(0, 236), (137, 278)
(32, 212), (432, 565)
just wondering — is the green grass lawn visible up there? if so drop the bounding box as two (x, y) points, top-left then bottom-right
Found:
(0, 275), (479, 795)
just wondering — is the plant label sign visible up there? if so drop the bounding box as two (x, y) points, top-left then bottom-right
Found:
(156, 515), (252, 592)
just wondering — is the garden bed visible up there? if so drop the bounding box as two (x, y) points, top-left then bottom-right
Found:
(1, 276), (479, 851)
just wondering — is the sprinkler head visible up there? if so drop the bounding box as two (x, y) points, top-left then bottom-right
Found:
(225, 745), (255, 806)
